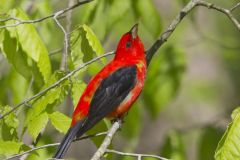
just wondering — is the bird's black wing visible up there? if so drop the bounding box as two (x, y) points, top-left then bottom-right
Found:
(54, 66), (137, 158)
(77, 65), (137, 135)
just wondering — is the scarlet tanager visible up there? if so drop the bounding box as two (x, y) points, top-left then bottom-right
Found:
(53, 24), (147, 158)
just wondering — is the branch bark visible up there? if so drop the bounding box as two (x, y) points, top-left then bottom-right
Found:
(106, 149), (170, 160)
(196, 0), (240, 31)
(91, 119), (122, 160)
(59, 0), (75, 71)
(5, 132), (108, 160)
(1, 0), (239, 120)
(1, 1), (240, 159)
(53, 13), (68, 71)
(0, 0), (94, 29)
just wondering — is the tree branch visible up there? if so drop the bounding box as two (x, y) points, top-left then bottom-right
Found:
(49, 48), (63, 56)
(91, 119), (122, 160)
(106, 149), (170, 160)
(58, 0), (75, 71)
(5, 132), (108, 160)
(5, 128), (170, 160)
(146, 0), (197, 65)
(0, 0), (94, 29)
(0, 0), (239, 133)
(1, 0), (239, 159)
(0, 51), (114, 120)
(0, 0), (238, 125)
(230, 2), (240, 12)
(146, 0), (240, 65)
(90, 1), (240, 159)
(196, 0), (240, 31)
(53, 13), (68, 71)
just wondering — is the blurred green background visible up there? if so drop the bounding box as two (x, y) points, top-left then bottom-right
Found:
(0, 0), (239, 159)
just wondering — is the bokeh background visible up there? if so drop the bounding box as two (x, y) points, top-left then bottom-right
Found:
(0, 0), (240, 160)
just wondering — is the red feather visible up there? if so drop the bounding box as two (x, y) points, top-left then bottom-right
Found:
(53, 24), (146, 158)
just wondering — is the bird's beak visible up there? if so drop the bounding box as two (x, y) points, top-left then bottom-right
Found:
(130, 23), (138, 39)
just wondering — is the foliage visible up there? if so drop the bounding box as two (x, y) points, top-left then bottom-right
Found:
(143, 45), (185, 118)
(1, 8), (52, 89)
(215, 107), (240, 159)
(160, 130), (186, 160)
(0, 0), (239, 159)
(198, 127), (224, 160)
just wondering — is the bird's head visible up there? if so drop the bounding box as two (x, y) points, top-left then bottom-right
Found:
(114, 24), (145, 61)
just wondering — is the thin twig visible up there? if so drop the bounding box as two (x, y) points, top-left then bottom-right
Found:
(230, 2), (240, 12)
(0, 0), (94, 29)
(66, 0), (75, 34)
(196, 0), (240, 31)
(5, 132), (108, 160)
(0, 0), (238, 123)
(0, 17), (23, 22)
(146, 0), (197, 65)
(53, 13), (68, 71)
(1, 0), (239, 159)
(49, 48), (63, 56)
(91, 119), (122, 160)
(59, 0), (75, 71)
(0, 51), (114, 120)
(106, 149), (170, 160)
(146, 0), (240, 65)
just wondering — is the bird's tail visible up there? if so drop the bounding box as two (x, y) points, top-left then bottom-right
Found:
(53, 119), (86, 159)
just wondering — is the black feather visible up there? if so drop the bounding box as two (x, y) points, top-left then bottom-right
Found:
(53, 65), (137, 158)
(77, 65), (137, 136)
(87, 65), (137, 119)
(53, 119), (86, 158)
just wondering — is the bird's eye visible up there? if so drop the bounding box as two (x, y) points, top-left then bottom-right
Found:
(126, 41), (131, 48)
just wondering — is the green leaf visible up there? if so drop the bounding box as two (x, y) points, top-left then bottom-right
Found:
(70, 24), (104, 70)
(24, 71), (70, 128)
(49, 111), (71, 134)
(8, 69), (29, 104)
(160, 130), (186, 160)
(215, 107), (240, 159)
(231, 107), (240, 119)
(0, 73), (10, 105)
(198, 127), (223, 160)
(1, 30), (32, 80)
(0, 105), (19, 141)
(132, 0), (162, 38)
(5, 8), (52, 83)
(0, 140), (23, 157)
(143, 45), (186, 118)
(0, 106), (19, 129)
(28, 112), (48, 140)
(82, 24), (104, 58)
(25, 86), (62, 123)
(0, 25), (5, 43)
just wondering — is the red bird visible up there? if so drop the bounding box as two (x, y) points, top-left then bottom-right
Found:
(53, 24), (146, 158)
